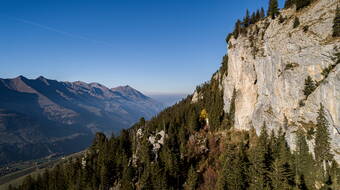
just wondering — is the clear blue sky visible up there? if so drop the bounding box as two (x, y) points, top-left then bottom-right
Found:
(0, 0), (284, 94)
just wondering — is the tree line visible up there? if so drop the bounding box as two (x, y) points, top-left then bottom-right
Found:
(9, 69), (340, 189)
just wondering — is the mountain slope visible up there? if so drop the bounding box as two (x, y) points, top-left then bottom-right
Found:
(9, 0), (340, 189)
(217, 0), (340, 161)
(0, 76), (164, 165)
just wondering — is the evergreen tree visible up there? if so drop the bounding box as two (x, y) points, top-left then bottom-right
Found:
(234, 19), (242, 39)
(295, 129), (315, 188)
(296, 175), (308, 190)
(249, 123), (271, 189)
(188, 108), (199, 132)
(270, 158), (293, 189)
(227, 88), (236, 129)
(328, 160), (340, 189)
(296, 0), (311, 10)
(303, 76), (316, 97)
(139, 167), (152, 190)
(21, 175), (35, 190)
(284, 0), (295, 8)
(314, 104), (333, 168)
(255, 10), (261, 21)
(333, 5), (340, 37)
(270, 127), (294, 189)
(250, 12), (256, 25)
(293, 17), (300, 28)
(217, 142), (249, 190)
(244, 9), (250, 27)
(184, 165), (198, 190)
(99, 165), (110, 190)
(268, 0), (279, 19)
(260, 7), (266, 18)
(151, 163), (168, 190)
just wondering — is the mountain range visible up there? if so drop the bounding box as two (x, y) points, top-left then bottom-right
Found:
(3, 0), (340, 189)
(0, 76), (164, 165)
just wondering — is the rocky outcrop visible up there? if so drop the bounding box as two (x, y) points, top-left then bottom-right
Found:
(199, 0), (340, 161)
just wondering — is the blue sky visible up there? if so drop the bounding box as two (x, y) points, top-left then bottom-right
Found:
(0, 0), (284, 94)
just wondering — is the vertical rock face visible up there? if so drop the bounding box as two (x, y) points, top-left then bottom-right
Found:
(221, 0), (340, 161)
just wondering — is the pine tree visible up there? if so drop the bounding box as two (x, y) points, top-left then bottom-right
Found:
(296, 175), (308, 190)
(217, 142), (249, 190)
(234, 19), (242, 39)
(303, 76), (316, 97)
(313, 104), (336, 188)
(328, 160), (340, 189)
(268, 0), (279, 19)
(151, 163), (168, 190)
(293, 17), (300, 28)
(295, 129), (315, 188)
(184, 165), (198, 190)
(260, 7), (266, 18)
(250, 12), (256, 25)
(314, 104), (333, 168)
(249, 123), (271, 189)
(270, 158), (292, 189)
(296, 0), (311, 10)
(188, 108), (199, 132)
(333, 5), (340, 37)
(256, 10), (261, 21)
(227, 88), (236, 129)
(99, 165), (110, 190)
(270, 127), (294, 189)
(244, 9), (250, 27)
(139, 167), (152, 190)
(8, 185), (15, 190)
(284, 0), (295, 9)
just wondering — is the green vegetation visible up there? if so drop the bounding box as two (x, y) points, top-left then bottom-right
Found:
(278, 15), (286, 24)
(320, 51), (339, 83)
(285, 0), (316, 11)
(9, 1), (340, 190)
(293, 17), (300, 28)
(268, 0), (279, 19)
(334, 5), (340, 37)
(314, 104), (333, 166)
(220, 55), (228, 77)
(284, 0), (295, 9)
(296, 0), (312, 10)
(10, 76), (340, 190)
(322, 64), (335, 78)
(303, 75), (317, 97)
(226, 7), (266, 42)
(303, 25), (309, 32)
(284, 62), (299, 70)
(196, 76), (225, 131)
(295, 129), (316, 187)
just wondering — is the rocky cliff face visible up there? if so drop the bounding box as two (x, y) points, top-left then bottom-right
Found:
(201, 0), (340, 161)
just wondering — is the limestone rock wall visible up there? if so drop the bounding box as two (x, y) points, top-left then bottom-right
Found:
(221, 0), (340, 160)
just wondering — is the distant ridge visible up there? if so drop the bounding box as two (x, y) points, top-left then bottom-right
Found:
(0, 76), (164, 165)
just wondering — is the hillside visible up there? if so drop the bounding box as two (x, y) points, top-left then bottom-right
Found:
(0, 76), (163, 165)
(219, 0), (340, 161)
(9, 0), (340, 189)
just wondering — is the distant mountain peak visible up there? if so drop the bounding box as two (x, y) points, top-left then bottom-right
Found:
(0, 75), (164, 165)
(15, 75), (27, 80)
(111, 85), (147, 100)
(36, 76), (46, 80)
(111, 85), (137, 91)
(36, 76), (50, 85)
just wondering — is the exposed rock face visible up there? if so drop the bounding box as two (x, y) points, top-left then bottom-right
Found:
(220, 0), (339, 161)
